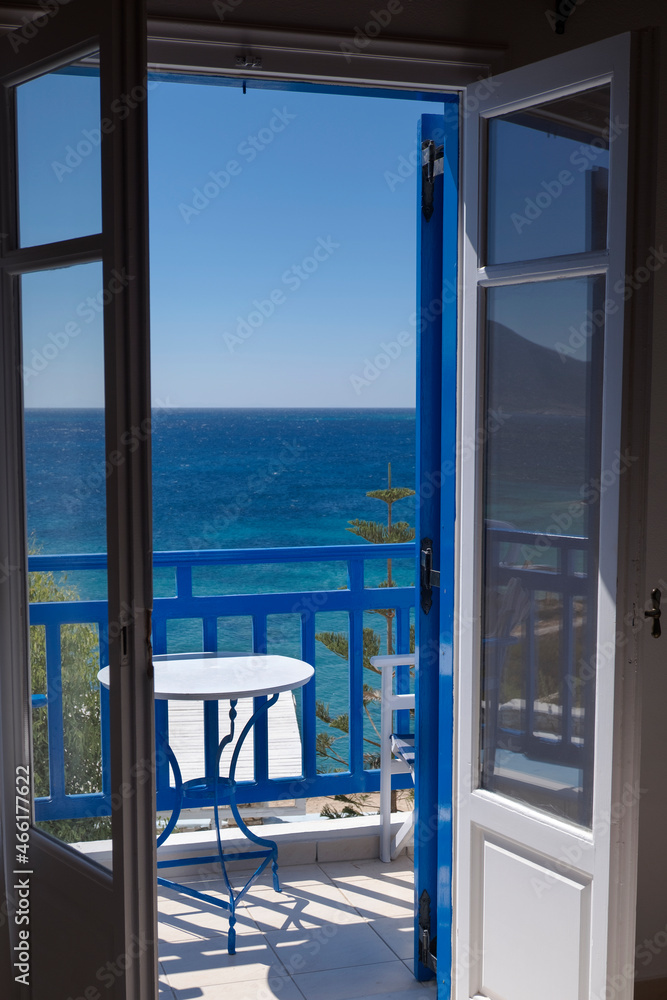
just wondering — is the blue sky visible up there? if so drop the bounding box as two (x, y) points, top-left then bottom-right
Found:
(18, 70), (441, 408)
(17, 71), (610, 408)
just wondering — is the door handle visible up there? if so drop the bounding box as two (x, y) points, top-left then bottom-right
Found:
(645, 588), (662, 638)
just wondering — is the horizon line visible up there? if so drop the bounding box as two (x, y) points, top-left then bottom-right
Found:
(24, 405), (417, 411)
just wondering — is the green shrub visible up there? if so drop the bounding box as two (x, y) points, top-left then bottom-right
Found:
(30, 563), (111, 843)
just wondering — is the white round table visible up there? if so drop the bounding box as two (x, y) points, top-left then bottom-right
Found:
(98, 652), (314, 701)
(97, 652), (314, 954)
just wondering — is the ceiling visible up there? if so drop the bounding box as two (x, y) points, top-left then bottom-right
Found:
(0, 0), (496, 47)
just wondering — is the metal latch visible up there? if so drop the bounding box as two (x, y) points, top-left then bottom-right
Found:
(420, 538), (440, 615)
(418, 889), (437, 973)
(235, 53), (262, 68)
(421, 140), (444, 222)
(645, 588), (662, 638)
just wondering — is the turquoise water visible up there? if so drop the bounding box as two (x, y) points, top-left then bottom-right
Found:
(26, 408), (415, 555)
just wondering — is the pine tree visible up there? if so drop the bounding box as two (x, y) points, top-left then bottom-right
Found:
(346, 462), (415, 654)
(315, 464), (416, 815)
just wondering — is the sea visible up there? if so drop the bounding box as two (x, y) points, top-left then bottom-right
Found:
(25, 407), (417, 741)
(25, 406), (416, 561)
(24, 405), (590, 752)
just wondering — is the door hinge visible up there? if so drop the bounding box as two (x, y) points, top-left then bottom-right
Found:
(418, 889), (437, 973)
(420, 537), (440, 615)
(421, 140), (444, 222)
(419, 538), (440, 615)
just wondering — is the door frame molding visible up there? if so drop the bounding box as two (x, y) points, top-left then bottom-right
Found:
(0, 8), (504, 92)
(607, 27), (658, 987)
(5, 10), (652, 1000)
(145, 17), (501, 92)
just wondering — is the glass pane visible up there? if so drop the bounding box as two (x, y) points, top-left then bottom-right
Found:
(487, 85), (610, 264)
(479, 276), (605, 826)
(23, 263), (112, 852)
(17, 64), (101, 247)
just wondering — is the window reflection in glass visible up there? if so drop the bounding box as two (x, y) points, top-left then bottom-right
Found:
(487, 85), (611, 264)
(479, 276), (605, 827)
(16, 63), (101, 247)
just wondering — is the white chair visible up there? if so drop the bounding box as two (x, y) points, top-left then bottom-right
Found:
(371, 653), (416, 863)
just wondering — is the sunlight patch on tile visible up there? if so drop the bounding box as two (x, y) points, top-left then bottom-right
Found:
(293, 959), (422, 1000)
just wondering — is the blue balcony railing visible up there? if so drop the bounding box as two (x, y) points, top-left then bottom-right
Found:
(29, 543), (416, 824)
(29, 528), (592, 827)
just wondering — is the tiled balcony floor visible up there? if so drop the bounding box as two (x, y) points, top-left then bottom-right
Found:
(158, 854), (436, 1000)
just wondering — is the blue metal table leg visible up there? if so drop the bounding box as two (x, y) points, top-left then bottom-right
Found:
(215, 700), (238, 953)
(156, 692), (281, 956)
(221, 692), (281, 897)
(156, 737), (183, 847)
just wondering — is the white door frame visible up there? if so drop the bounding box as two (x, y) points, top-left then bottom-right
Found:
(3, 10), (652, 997)
(455, 32), (647, 1000)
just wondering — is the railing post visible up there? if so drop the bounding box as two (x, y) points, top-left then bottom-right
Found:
(151, 611), (169, 796)
(348, 558), (365, 779)
(562, 541), (578, 753)
(203, 616), (219, 786)
(380, 658), (393, 862)
(525, 594), (537, 750)
(396, 605), (412, 735)
(300, 612), (317, 785)
(252, 615), (269, 784)
(175, 564), (192, 599)
(45, 623), (66, 804)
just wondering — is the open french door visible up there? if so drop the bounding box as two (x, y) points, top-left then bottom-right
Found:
(414, 100), (458, 990)
(454, 33), (642, 1000)
(0, 3), (155, 998)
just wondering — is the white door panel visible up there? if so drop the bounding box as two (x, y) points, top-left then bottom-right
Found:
(455, 33), (635, 1000)
(481, 840), (590, 1000)
(469, 792), (595, 876)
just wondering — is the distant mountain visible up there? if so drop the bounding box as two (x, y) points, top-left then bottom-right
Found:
(487, 320), (588, 416)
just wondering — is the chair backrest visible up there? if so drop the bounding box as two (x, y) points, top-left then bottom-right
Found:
(485, 575), (530, 641)
(486, 518), (524, 569)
